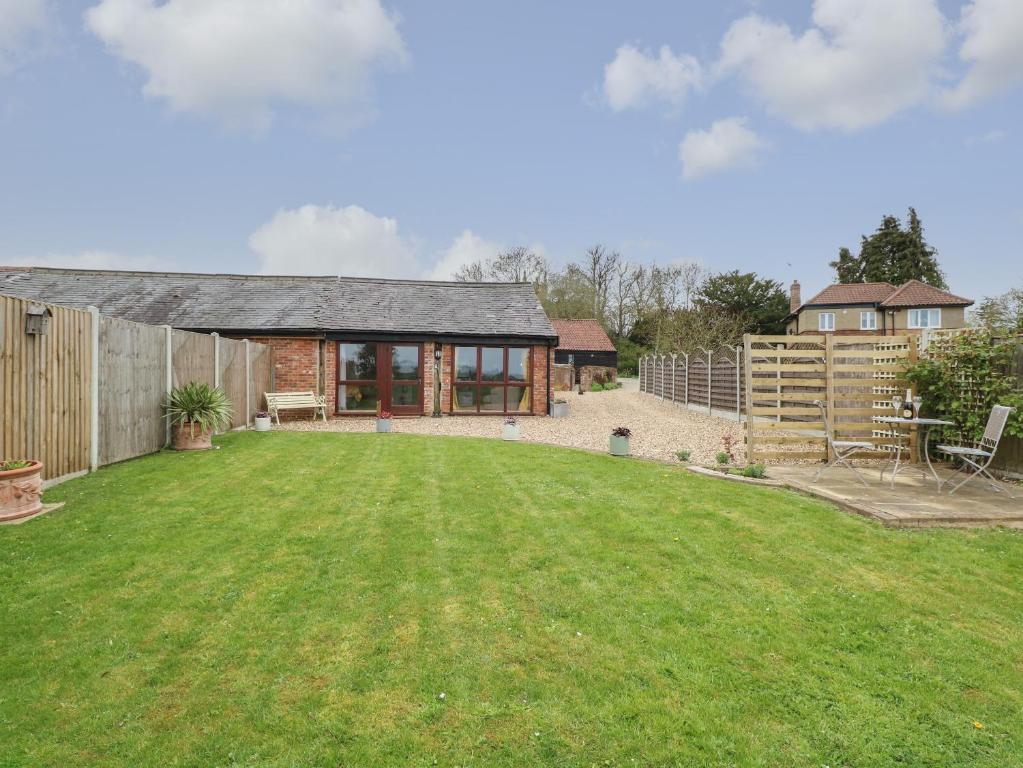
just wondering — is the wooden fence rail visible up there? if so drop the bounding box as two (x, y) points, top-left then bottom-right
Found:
(1, 294), (273, 483)
(637, 347), (744, 419)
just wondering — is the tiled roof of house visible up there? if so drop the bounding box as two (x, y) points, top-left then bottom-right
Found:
(551, 319), (616, 352)
(802, 282), (897, 307)
(797, 280), (972, 312)
(879, 279), (973, 308)
(0, 267), (558, 340)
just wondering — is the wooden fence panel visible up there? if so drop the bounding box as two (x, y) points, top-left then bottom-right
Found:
(249, 342), (274, 418)
(0, 294), (91, 481)
(687, 357), (709, 408)
(219, 337), (248, 430)
(171, 330), (215, 388)
(744, 334), (917, 464)
(2, 293), (273, 482)
(97, 315), (166, 466)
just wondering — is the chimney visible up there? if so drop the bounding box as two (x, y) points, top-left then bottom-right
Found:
(789, 280), (801, 313)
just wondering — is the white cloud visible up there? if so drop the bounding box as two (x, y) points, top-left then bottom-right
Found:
(678, 117), (766, 180)
(942, 0), (1023, 109)
(7, 250), (170, 270)
(604, 44), (702, 111)
(965, 127), (1007, 145)
(0, 0), (51, 74)
(428, 229), (501, 281)
(249, 204), (419, 278)
(717, 0), (947, 131)
(84, 0), (407, 132)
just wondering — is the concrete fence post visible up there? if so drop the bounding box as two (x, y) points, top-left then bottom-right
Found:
(164, 325), (173, 446)
(87, 306), (100, 471)
(243, 341), (251, 429)
(660, 355), (667, 399)
(639, 356), (645, 391)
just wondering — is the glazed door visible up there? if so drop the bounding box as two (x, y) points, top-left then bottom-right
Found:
(382, 343), (423, 415)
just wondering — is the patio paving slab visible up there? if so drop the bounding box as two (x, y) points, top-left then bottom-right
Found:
(769, 464), (1023, 528)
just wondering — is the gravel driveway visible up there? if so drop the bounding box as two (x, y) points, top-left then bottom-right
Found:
(278, 386), (745, 465)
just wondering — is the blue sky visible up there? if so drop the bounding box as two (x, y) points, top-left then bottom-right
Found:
(1, 0), (1021, 303)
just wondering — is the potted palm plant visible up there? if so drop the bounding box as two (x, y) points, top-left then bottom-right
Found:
(254, 410), (272, 432)
(165, 382), (233, 450)
(0, 459), (44, 521)
(609, 426), (631, 457)
(502, 416), (520, 441)
(376, 409), (393, 433)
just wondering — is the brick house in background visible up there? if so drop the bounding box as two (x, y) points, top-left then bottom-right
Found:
(785, 279), (973, 336)
(0, 268), (558, 417)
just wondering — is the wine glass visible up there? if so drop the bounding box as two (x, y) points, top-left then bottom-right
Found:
(913, 396), (923, 418)
(892, 394), (902, 417)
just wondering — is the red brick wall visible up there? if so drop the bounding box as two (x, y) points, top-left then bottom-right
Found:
(241, 336), (553, 417)
(245, 336), (322, 420)
(531, 344), (550, 415)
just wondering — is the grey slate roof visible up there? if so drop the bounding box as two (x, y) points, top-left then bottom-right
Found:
(0, 267), (558, 340)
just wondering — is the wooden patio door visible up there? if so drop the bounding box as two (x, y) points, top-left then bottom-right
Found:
(381, 343), (423, 415)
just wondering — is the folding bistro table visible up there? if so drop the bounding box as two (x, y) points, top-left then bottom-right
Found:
(875, 416), (955, 489)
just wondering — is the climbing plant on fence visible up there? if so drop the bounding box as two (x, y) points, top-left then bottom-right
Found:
(906, 328), (1023, 445)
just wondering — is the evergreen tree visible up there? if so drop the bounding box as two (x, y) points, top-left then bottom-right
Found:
(696, 270), (790, 335)
(829, 208), (947, 288)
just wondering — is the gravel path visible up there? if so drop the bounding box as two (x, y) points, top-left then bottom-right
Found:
(278, 387), (746, 465)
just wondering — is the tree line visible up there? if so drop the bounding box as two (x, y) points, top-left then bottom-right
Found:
(453, 208), (992, 372)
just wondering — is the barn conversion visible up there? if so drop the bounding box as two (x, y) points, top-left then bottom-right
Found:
(0, 267), (559, 417)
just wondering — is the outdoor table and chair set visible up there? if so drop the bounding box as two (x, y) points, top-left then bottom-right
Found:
(813, 394), (1015, 497)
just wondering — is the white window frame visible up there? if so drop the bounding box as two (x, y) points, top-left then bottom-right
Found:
(908, 308), (941, 329)
(860, 311), (877, 330)
(818, 312), (836, 331)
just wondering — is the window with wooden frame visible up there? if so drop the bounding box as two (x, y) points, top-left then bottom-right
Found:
(336, 342), (379, 412)
(452, 345), (532, 414)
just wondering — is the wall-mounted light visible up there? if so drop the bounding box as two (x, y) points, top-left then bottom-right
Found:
(25, 302), (51, 335)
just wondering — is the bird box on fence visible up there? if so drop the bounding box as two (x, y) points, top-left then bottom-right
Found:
(25, 302), (51, 335)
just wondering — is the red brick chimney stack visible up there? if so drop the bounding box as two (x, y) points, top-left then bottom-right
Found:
(789, 280), (801, 313)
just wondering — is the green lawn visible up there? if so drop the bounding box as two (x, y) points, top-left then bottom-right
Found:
(2, 432), (1022, 767)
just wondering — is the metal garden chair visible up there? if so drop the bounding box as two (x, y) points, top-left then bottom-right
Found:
(813, 400), (874, 487)
(936, 405), (1015, 497)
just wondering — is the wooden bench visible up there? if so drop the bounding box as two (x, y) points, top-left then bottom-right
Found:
(264, 392), (327, 424)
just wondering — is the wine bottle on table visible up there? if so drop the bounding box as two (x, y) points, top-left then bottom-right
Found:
(902, 389), (915, 420)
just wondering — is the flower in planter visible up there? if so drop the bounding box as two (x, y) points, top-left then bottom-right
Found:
(504, 417), (518, 426)
(255, 410), (269, 419)
(611, 426), (632, 438)
(378, 411), (393, 420)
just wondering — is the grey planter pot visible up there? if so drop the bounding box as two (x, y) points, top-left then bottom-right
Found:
(551, 401), (570, 418)
(253, 416), (272, 432)
(502, 424), (521, 441)
(609, 435), (630, 457)
(376, 418), (392, 433)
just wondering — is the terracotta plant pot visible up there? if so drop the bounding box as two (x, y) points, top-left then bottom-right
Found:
(0, 461), (44, 521)
(173, 423), (213, 450)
